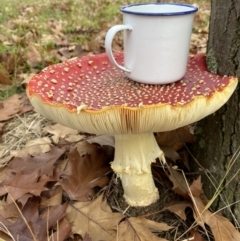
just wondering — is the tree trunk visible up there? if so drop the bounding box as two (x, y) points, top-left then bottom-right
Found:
(193, 0), (240, 223)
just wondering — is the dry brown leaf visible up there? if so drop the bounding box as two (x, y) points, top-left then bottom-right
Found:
(17, 194), (32, 208)
(113, 217), (172, 241)
(167, 168), (203, 200)
(167, 167), (189, 198)
(0, 70), (11, 85)
(0, 51), (16, 69)
(0, 34), (9, 44)
(0, 170), (49, 204)
(7, 146), (65, 176)
(66, 194), (124, 241)
(0, 201), (19, 220)
(189, 176), (203, 198)
(0, 197), (68, 241)
(0, 149), (5, 159)
(11, 137), (52, 157)
(48, 19), (65, 38)
(0, 52), (17, 85)
(40, 185), (63, 209)
(156, 126), (194, 150)
(0, 122), (5, 130)
(82, 233), (92, 241)
(161, 147), (181, 162)
(59, 142), (111, 201)
(20, 73), (36, 85)
(0, 122), (6, 141)
(0, 94), (32, 121)
(64, 134), (83, 143)
(10, 18), (31, 28)
(192, 197), (240, 241)
(163, 201), (192, 221)
(56, 44), (82, 61)
(50, 218), (72, 241)
(24, 137), (51, 155)
(190, 230), (206, 241)
(25, 43), (42, 67)
(44, 123), (83, 143)
(11, 34), (23, 44)
(87, 135), (115, 147)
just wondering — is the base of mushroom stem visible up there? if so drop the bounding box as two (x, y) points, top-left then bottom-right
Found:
(120, 172), (159, 207)
(112, 132), (165, 207)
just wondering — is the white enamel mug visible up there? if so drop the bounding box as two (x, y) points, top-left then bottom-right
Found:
(105, 3), (198, 84)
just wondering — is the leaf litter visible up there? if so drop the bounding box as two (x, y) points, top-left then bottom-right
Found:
(1, 1), (240, 240)
(58, 142), (111, 201)
(1, 123), (226, 241)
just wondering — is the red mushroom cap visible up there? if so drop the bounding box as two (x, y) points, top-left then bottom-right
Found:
(27, 53), (238, 135)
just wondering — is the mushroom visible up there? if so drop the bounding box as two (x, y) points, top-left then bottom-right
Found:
(27, 53), (238, 207)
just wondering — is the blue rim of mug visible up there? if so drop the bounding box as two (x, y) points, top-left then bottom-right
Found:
(120, 3), (198, 16)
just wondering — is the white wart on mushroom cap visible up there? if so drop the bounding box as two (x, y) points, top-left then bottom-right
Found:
(27, 53), (237, 135)
(27, 53), (238, 207)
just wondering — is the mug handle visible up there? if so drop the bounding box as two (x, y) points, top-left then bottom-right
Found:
(105, 25), (132, 72)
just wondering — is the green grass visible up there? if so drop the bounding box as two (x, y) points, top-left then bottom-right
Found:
(0, 85), (24, 100)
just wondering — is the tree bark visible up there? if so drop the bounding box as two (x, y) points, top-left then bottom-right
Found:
(193, 0), (240, 223)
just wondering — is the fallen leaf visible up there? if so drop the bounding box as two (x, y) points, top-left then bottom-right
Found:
(0, 94), (32, 121)
(0, 166), (8, 184)
(163, 201), (192, 221)
(48, 18), (63, 31)
(192, 197), (240, 241)
(0, 70), (11, 85)
(190, 230), (206, 241)
(44, 123), (83, 143)
(0, 122), (6, 141)
(64, 134), (83, 143)
(0, 34), (9, 44)
(167, 168), (203, 200)
(178, 148), (191, 170)
(156, 126), (194, 150)
(1, 154), (18, 167)
(0, 234), (12, 241)
(66, 194), (124, 241)
(59, 142), (111, 201)
(0, 170), (49, 203)
(56, 44), (82, 61)
(40, 185), (63, 209)
(82, 233), (92, 241)
(11, 34), (23, 44)
(17, 194), (32, 208)
(0, 196), (68, 241)
(0, 201), (19, 220)
(25, 137), (51, 155)
(87, 135), (115, 147)
(12, 137), (52, 157)
(167, 167), (189, 198)
(25, 43), (42, 67)
(20, 73), (36, 85)
(160, 147), (181, 162)
(50, 218), (72, 241)
(189, 176), (203, 198)
(0, 53), (16, 85)
(114, 217), (172, 241)
(8, 146), (65, 176)
(0, 149), (6, 159)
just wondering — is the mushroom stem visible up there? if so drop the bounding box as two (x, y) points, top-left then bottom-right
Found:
(111, 133), (165, 207)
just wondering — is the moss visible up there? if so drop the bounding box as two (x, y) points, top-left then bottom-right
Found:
(199, 139), (205, 149)
(206, 48), (218, 73)
(194, 125), (203, 135)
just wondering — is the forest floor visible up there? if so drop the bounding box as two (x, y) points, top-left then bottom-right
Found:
(1, 0), (239, 241)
